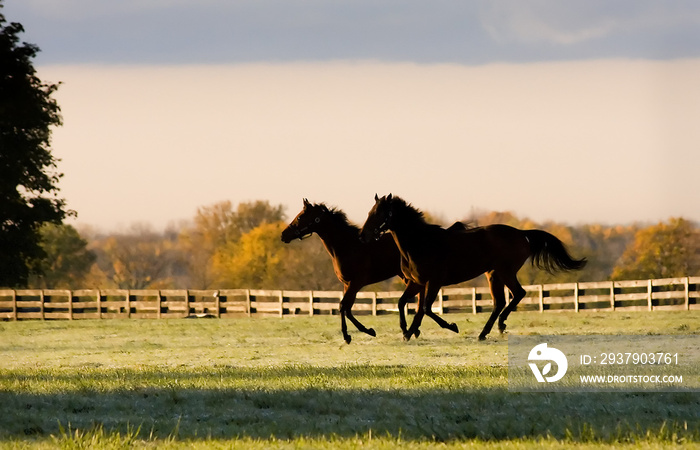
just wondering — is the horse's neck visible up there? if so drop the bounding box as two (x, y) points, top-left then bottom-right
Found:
(390, 220), (431, 258)
(315, 223), (357, 257)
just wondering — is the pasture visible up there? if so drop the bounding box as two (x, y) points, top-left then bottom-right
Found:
(0, 311), (698, 449)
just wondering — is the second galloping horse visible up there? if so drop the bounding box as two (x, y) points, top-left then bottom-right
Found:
(360, 194), (587, 340)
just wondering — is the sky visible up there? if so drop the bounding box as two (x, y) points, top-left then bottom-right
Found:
(4, 1), (700, 230)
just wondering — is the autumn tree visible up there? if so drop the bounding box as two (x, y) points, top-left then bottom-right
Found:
(213, 222), (289, 288)
(612, 218), (700, 280)
(228, 200), (285, 239)
(472, 211), (534, 229)
(27, 223), (95, 288)
(178, 201), (237, 288)
(91, 224), (185, 289)
(279, 233), (344, 290)
(0, 6), (73, 287)
(178, 200), (285, 288)
(213, 221), (338, 290)
(572, 223), (637, 281)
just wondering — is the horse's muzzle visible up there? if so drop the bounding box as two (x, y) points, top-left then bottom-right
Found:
(280, 230), (295, 243)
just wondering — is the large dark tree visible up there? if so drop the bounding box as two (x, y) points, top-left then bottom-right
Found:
(1, 4), (73, 287)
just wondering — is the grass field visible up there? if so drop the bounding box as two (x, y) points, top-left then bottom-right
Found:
(0, 311), (698, 449)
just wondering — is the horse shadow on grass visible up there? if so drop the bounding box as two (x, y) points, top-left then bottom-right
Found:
(0, 366), (697, 443)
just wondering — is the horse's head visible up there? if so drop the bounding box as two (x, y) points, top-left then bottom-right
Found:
(281, 198), (329, 243)
(360, 193), (394, 242)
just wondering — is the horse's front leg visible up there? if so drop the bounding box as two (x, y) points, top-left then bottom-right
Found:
(340, 291), (351, 344)
(497, 274), (526, 334)
(421, 282), (458, 334)
(397, 281), (422, 340)
(406, 282), (441, 340)
(424, 302), (459, 335)
(478, 271), (506, 341)
(405, 309), (425, 341)
(340, 284), (376, 344)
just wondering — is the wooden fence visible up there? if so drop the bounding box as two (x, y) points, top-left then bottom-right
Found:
(0, 277), (698, 321)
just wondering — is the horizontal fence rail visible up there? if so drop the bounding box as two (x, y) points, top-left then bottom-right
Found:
(0, 277), (698, 321)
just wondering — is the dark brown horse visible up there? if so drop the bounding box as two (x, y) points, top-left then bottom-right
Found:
(360, 194), (587, 340)
(282, 199), (428, 344)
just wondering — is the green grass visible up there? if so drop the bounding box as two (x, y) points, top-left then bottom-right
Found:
(0, 311), (698, 448)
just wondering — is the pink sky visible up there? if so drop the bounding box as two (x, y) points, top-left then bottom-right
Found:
(42, 59), (700, 231)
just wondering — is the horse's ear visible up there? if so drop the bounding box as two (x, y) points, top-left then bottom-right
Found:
(387, 193), (393, 201)
(374, 193), (379, 202)
(303, 198), (309, 206)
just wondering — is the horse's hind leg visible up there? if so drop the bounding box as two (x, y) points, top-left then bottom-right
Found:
(497, 273), (526, 334)
(478, 271), (506, 341)
(340, 284), (376, 344)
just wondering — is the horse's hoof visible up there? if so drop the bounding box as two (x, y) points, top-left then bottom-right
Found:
(478, 334), (487, 341)
(498, 324), (507, 334)
(367, 328), (376, 337)
(413, 329), (421, 339)
(448, 323), (459, 333)
(403, 332), (412, 342)
(344, 335), (352, 344)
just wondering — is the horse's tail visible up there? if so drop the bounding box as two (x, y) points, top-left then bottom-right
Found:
(524, 229), (587, 273)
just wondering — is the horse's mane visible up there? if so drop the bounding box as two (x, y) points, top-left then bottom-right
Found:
(390, 196), (474, 232)
(316, 203), (361, 236)
(389, 196), (428, 225)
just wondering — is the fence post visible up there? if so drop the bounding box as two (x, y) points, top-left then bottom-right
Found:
(574, 283), (580, 312)
(278, 291), (284, 317)
(684, 277), (690, 311)
(157, 290), (162, 319)
(12, 290), (17, 321)
(438, 289), (444, 314)
(97, 290), (102, 319)
(126, 290), (131, 318)
(372, 291), (377, 316)
(68, 290), (73, 320)
(538, 285), (544, 313)
(214, 290), (220, 318)
(245, 289), (251, 317)
(609, 281), (615, 310)
(40, 290), (45, 320)
(647, 279), (653, 311)
(471, 287), (477, 315)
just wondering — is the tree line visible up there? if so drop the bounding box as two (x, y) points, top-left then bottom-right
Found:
(19, 199), (700, 291)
